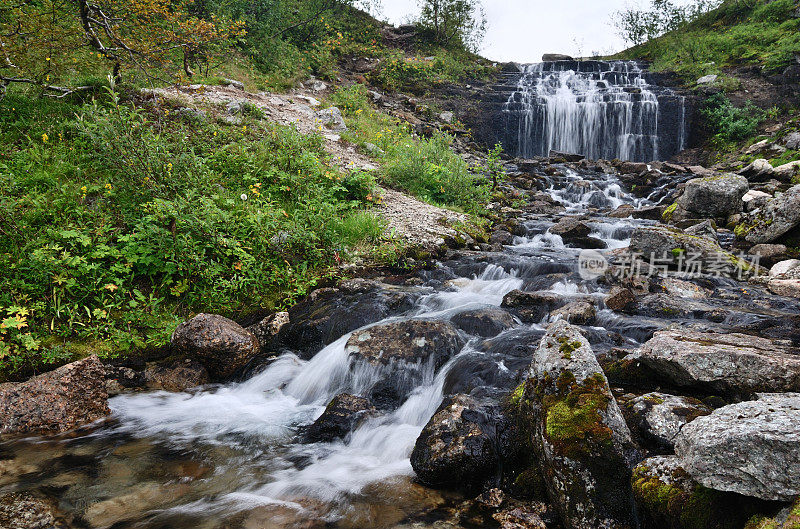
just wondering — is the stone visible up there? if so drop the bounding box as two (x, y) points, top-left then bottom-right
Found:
(769, 279), (800, 298)
(749, 243), (788, 266)
(551, 301), (596, 325)
(674, 174), (748, 220)
(625, 392), (711, 450)
(549, 218), (591, 243)
(738, 158), (775, 181)
(439, 111), (454, 123)
(170, 313), (260, 380)
(784, 131), (800, 150)
(303, 393), (377, 443)
(315, 106), (347, 132)
(451, 308), (516, 337)
(696, 74), (719, 85)
(0, 355), (109, 435)
(741, 185), (800, 243)
(632, 456), (766, 529)
(493, 506), (548, 529)
(635, 329), (800, 398)
(411, 394), (498, 489)
(346, 320), (464, 369)
(774, 161), (800, 181)
(605, 286), (636, 313)
(745, 139), (771, 155)
(309, 79), (327, 92)
(542, 54), (574, 61)
(144, 362), (209, 392)
(770, 259), (800, 278)
(675, 395), (800, 501)
(742, 189), (772, 211)
(0, 492), (74, 529)
(247, 311), (290, 351)
(501, 290), (568, 323)
(220, 78), (244, 90)
(684, 220), (718, 242)
(516, 321), (637, 529)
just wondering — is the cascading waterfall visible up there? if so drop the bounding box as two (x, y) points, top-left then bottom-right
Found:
(503, 60), (687, 162)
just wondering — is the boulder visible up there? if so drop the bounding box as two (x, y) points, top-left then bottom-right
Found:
(0, 355), (109, 435)
(143, 361), (209, 392)
(749, 243), (788, 266)
(696, 74), (718, 85)
(625, 392), (711, 451)
(549, 218), (605, 248)
(675, 394), (800, 501)
(738, 159), (775, 181)
(774, 161), (800, 181)
(769, 279), (800, 298)
(502, 290), (568, 323)
(315, 106), (347, 131)
(515, 321), (637, 529)
(171, 313), (260, 379)
(542, 54), (574, 61)
(605, 286), (636, 313)
(770, 259), (800, 278)
(247, 311), (289, 351)
(784, 131), (800, 150)
(739, 184), (800, 243)
(451, 308), (517, 337)
(632, 456), (768, 529)
(410, 394), (498, 489)
(635, 329), (800, 398)
(303, 393), (377, 443)
(346, 320), (464, 369)
(742, 189), (772, 211)
(683, 220), (718, 242)
(673, 174), (748, 220)
(551, 301), (596, 325)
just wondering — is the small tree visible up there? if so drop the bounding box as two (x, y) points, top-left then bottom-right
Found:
(0, 0), (244, 100)
(416, 0), (487, 52)
(612, 0), (722, 46)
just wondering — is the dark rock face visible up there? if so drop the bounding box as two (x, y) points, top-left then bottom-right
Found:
(0, 356), (109, 435)
(276, 283), (415, 358)
(632, 455), (770, 529)
(516, 321), (638, 529)
(170, 313), (260, 380)
(624, 392), (711, 451)
(634, 329), (800, 398)
(451, 308), (517, 337)
(303, 393), (377, 443)
(411, 394), (498, 489)
(675, 394), (800, 502)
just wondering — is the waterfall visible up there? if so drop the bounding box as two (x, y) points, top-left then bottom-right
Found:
(503, 60), (687, 162)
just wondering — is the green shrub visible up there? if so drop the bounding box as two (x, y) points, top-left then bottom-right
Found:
(701, 94), (765, 145)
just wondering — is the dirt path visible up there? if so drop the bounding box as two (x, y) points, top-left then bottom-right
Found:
(143, 83), (468, 249)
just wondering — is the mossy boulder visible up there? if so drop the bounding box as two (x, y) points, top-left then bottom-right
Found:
(739, 184), (800, 244)
(671, 173), (748, 222)
(519, 320), (639, 529)
(633, 455), (771, 529)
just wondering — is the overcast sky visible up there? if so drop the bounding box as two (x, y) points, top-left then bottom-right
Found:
(372, 0), (635, 63)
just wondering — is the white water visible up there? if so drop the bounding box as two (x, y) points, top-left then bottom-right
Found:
(504, 60), (687, 162)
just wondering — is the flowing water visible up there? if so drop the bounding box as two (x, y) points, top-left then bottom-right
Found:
(503, 60), (688, 162)
(2, 163), (796, 529)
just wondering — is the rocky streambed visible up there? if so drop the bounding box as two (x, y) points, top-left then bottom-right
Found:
(2, 155), (800, 529)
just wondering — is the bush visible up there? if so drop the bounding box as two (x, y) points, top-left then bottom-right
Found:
(701, 94), (765, 145)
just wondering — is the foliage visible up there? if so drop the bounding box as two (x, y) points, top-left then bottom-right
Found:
(701, 93), (765, 145)
(415, 0), (487, 52)
(616, 0), (800, 77)
(612, 0), (722, 46)
(0, 87), (391, 379)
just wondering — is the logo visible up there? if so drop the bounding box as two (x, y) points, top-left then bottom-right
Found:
(578, 249), (609, 280)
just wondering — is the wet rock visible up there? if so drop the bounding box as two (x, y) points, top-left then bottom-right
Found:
(276, 284), (415, 358)
(634, 329), (800, 398)
(749, 243), (789, 266)
(0, 355), (109, 435)
(551, 301), (596, 325)
(674, 394), (800, 501)
(303, 394), (377, 443)
(490, 229), (514, 245)
(83, 482), (188, 528)
(501, 290), (567, 323)
(248, 311), (290, 351)
(104, 365), (145, 395)
(609, 205), (666, 221)
(144, 361), (209, 392)
(516, 321), (637, 529)
(315, 106), (346, 131)
(411, 394), (498, 489)
(672, 174), (748, 220)
(632, 294), (728, 323)
(605, 286), (636, 313)
(347, 320), (464, 369)
(170, 313), (260, 380)
(632, 455), (768, 529)
(451, 308), (516, 337)
(492, 505), (548, 529)
(740, 184), (800, 243)
(549, 218), (590, 241)
(0, 492), (74, 529)
(625, 392), (711, 451)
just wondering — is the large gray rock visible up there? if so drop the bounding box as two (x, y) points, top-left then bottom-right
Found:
(316, 106), (347, 132)
(625, 392), (711, 450)
(674, 394), (800, 501)
(0, 356), (109, 435)
(171, 313), (260, 380)
(411, 394), (498, 489)
(673, 174), (748, 220)
(451, 307), (516, 337)
(635, 329), (800, 398)
(518, 320), (637, 529)
(740, 184), (800, 243)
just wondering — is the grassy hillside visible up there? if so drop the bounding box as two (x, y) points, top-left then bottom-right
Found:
(617, 0), (800, 80)
(0, 4), (495, 380)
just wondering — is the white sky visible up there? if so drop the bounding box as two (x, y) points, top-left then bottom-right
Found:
(372, 0), (635, 63)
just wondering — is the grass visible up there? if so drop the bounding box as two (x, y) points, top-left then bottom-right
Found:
(616, 0), (800, 80)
